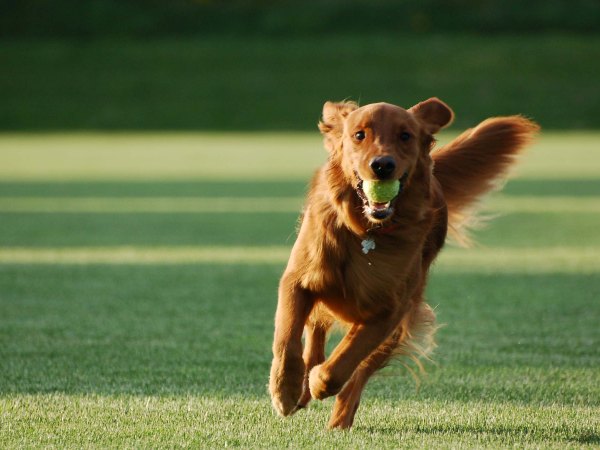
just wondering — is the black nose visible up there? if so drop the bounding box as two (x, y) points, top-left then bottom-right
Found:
(369, 156), (396, 179)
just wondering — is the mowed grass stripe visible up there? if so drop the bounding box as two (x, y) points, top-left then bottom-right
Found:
(1, 246), (598, 272)
(0, 246), (291, 264)
(436, 246), (600, 273)
(0, 195), (599, 213)
(0, 133), (326, 181)
(1, 132), (600, 181)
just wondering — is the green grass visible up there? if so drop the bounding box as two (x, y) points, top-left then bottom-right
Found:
(1, 132), (599, 447)
(1, 34), (599, 131)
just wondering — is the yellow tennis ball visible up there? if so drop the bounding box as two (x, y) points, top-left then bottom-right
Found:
(362, 179), (400, 203)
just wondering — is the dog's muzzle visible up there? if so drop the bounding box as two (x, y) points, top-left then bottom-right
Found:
(355, 172), (408, 222)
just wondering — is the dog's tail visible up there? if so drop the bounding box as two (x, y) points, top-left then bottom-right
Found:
(432, 116), (540, 245)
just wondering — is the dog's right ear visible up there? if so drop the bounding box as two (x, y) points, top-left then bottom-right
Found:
(318, 101), (358, 152)
(409, 97), (454, 134)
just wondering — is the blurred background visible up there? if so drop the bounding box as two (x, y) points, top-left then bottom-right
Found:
(1, 0), (599, 131)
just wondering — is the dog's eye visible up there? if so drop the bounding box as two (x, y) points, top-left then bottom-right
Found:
(354, 131), (366, 141)
(399, 132), (411, 142)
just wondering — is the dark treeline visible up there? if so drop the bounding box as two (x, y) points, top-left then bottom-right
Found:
(3, 0), (600, 39)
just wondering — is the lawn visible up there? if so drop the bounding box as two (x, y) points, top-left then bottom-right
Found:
(0, 131), (599, 448)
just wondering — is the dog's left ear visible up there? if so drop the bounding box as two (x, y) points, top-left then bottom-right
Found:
(409, 98), (454, 134)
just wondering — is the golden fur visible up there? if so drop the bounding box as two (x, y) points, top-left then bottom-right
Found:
(269, 98), (539, 429)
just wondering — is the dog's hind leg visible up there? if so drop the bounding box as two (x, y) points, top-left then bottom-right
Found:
(327, 329), (402, 429)
(298, 305), (334, 408)
(307, 305), (405, 402)
(327, 302), (436, 429)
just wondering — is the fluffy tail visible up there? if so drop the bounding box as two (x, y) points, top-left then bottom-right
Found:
(432, 116), (540, 245)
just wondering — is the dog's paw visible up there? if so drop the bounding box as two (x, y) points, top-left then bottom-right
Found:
(269, 357), (304, 417)
(270, 391), (300, 417)
(328, 397), (360, 429)
(308, 364), (344, 400)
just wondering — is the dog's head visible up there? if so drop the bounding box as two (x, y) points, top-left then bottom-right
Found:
(319, 98), (454, 223)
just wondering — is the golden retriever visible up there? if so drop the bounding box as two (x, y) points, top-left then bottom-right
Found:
(269, 98), (539, 429)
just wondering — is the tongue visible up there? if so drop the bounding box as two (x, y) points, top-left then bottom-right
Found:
(371, 201), (390, 211)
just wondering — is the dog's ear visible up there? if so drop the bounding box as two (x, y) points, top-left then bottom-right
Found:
(318, 101), (358, 152)
(409, 98), (454, 134)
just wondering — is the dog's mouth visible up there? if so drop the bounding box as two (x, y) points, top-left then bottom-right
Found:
(355, 172), (407, 222)
(356, 179), (394, 221)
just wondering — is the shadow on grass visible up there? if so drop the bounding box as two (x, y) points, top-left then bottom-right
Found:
(0, 180), (309, 198)
(502, 178), (600, 197)
(355, 423), (600, 445)
(0, 211), (301, 247)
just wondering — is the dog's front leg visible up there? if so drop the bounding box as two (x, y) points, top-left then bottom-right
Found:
(308, 310), (400, 400)
(298, 314), (333, 408)
(269, 275), (314, 416)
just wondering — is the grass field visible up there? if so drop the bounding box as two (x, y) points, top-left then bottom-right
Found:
(1, 131), (599, 448)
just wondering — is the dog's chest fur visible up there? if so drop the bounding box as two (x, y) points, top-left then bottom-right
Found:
(295, 208), (432, 321)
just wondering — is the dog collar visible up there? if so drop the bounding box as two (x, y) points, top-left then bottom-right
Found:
(361, 221), (402, 254)
(368, 222), (402, 235)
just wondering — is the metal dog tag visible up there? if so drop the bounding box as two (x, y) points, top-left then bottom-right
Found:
(361, 238), (376, 254)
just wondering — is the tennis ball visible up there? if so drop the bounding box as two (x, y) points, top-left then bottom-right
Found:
(362, 179), (400, 203)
